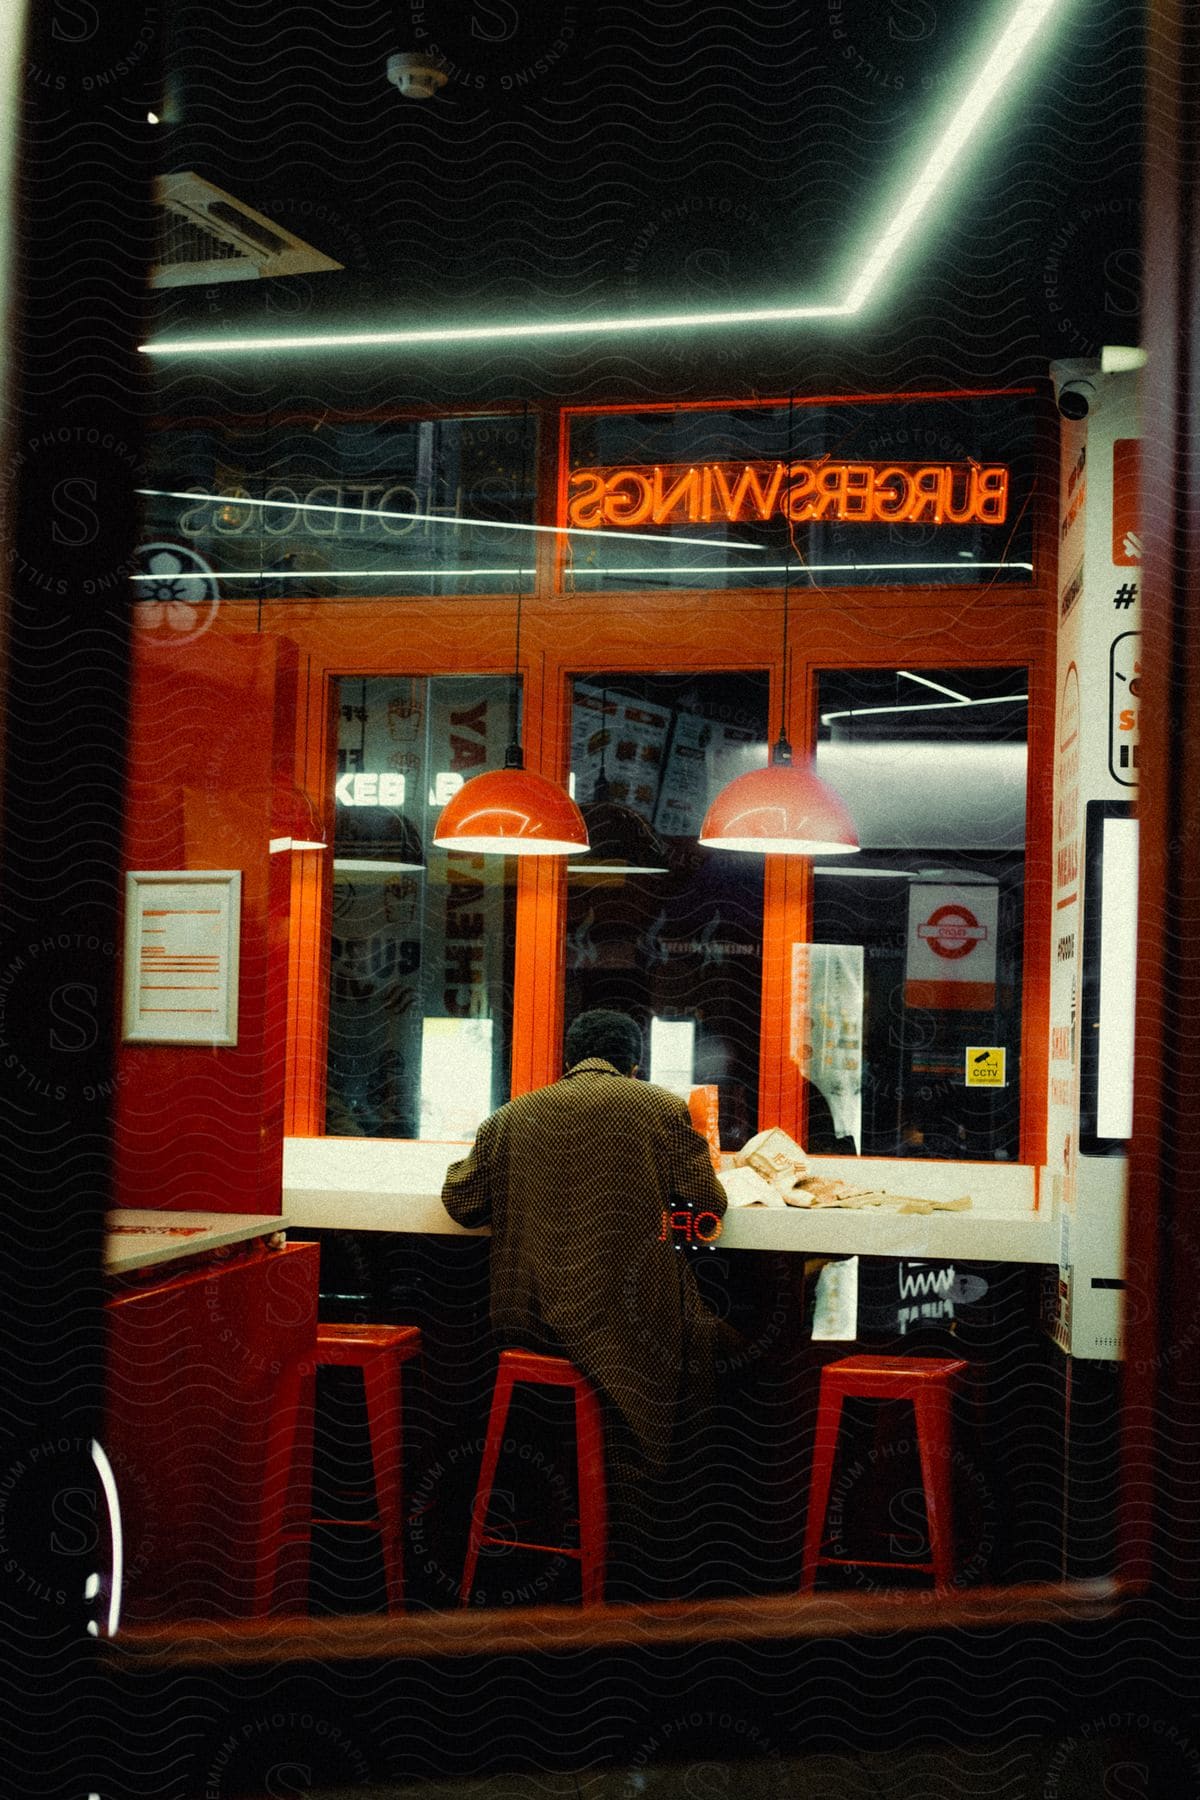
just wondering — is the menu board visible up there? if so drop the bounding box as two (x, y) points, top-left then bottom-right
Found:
(571, 682), (670, 821)
(123, 870), (241, 1045)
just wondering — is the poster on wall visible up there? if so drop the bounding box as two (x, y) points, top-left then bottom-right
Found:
(572, 682), (670, 821)
(653, 708), (710, 837)
(1109, 630), (1140, 788)
(420, 679), (512, 1137)
(790, 942), (864, 1149)
(122, 870), (241, 1046)
(903, 880), (999, 1011)
(1111, 437), (1141, 565)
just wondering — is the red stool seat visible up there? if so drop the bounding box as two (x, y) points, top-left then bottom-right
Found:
(461, 1349), (608, 1607)
(800, 1354), (970, 1592)
(282, 1323), (422, 1613)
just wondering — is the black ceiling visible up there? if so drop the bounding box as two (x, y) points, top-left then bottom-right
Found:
(150, 0), (1145, 414)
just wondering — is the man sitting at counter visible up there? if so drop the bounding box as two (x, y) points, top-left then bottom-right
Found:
(441, 1008), (743, 1604)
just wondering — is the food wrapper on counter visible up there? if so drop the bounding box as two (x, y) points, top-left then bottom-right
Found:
(735, 1127), (810, 1200)
(797, 1183), (973, 1214)
(720, 1126), (974, 1214)
(717, 1163), (789, 1209)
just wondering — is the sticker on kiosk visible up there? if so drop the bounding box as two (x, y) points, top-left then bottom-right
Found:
(965, 1046), (1007, 1087)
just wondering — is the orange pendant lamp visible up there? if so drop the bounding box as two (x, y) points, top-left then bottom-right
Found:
(434, 408), (589, 858)
(698, 737), (859, 854)
(699, 395), (860, 858)
(434, 745), (589, 855)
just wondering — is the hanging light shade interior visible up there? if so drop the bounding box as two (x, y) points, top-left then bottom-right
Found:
(571, 771), (668, 877)
(270, 787), (328, 854)
(333, 801), (424, 874)
(699, 743), (860, 855)
(571, 797), (669, 876)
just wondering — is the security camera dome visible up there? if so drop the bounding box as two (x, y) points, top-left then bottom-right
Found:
(387, 53), (449, 100)
(1057, 384), (1092, 420)
(1049, 359), (1099, 422)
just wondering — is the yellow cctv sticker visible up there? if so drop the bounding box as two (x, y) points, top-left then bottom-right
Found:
(965, 1046), (1006, 1087)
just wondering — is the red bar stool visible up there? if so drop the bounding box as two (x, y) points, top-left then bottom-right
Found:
(799, 1354), (970, 1592)
(461, 1349), (608, 1607)
(283, 1323), (422, 1613)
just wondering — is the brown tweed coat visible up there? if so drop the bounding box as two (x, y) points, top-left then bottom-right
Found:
(441, 1059), (729, 1475)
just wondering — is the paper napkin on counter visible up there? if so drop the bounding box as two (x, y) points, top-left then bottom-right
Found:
(717, 1164), (789, 1209)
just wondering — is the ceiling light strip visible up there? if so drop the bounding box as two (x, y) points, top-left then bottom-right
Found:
(138, 2), (1063, 358)
(135, 487), (763, 552)
(843, 0), (1066, 314)
(820, 693), (1028, 724)
(130, 559), (1034, 583)
(898, 670), (972, 701)
(142, 303), (849, 357)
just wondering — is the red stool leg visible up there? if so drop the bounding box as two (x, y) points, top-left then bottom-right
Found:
(799, 1380), (847, 1591)
(914, 1386), (957, 1589)
(361, 1351), (405, 1613)
(460, 1364), (518, 1606)
(573, 1380), (608, 1605)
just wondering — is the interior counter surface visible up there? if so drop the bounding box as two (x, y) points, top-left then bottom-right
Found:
(282, 1138), (1058, 1264)
(105, 1209), (288, 1274)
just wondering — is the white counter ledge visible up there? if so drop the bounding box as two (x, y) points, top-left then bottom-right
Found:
(282, 1139), (1059, 1265)
(106, 1209), (288, 1275)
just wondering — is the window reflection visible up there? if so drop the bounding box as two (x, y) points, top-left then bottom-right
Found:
(811, 669), (1027, 1161)
(139, 412), (539, 602)
(565, 673), (769, 1150)
(326, 675), (517, 1138)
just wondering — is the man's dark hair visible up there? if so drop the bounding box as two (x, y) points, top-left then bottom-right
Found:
(565, 1009), (643, 1074)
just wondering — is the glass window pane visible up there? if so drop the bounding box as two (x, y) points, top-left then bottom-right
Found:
(139, 412), (538, 604)
(811, 668), (1027, 1160)
(326, 674), (518, 1138)
(565, 673), (769, 1150)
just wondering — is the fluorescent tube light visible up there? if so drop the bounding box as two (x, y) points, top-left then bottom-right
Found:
(139, 0), (1066, 359)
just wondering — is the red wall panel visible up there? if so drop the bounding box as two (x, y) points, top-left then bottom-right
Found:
(115, 632), (300, 1213)
(105, 1241), (318, 1621)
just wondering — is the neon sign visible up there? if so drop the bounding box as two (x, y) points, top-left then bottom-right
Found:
(658, 1209), (723, 1244)
(565, 460), (1009, 531)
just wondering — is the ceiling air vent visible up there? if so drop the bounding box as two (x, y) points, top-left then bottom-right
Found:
(152, 171), (344, 289)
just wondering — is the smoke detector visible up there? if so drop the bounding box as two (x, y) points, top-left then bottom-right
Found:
(387, 52), (449, 100)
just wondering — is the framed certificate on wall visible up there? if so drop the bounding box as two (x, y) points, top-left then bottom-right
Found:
(122, 870), (242, 1046)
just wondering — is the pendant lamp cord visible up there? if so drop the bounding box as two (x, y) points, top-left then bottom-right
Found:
(506, 402), (530, 769)
(775, 393), (795, 767)
(596, 681), (611, 801)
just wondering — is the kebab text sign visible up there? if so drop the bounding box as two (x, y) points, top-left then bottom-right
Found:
(903, 882), (999, 1011)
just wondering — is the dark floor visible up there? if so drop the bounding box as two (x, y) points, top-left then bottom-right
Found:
(302, 1231), (1118, 1614)
(270, 1732), (1192, 1800)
